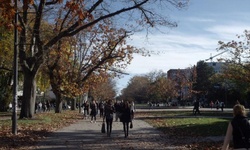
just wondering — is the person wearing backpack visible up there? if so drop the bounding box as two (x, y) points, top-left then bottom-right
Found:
(222, 104), (250, 150)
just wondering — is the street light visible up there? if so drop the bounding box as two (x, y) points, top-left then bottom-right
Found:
(12, 0), (18, 135)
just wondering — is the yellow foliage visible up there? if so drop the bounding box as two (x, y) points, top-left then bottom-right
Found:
(0, 27), (13, 68)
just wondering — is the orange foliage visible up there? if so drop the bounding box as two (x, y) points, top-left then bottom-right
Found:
(0, 0), (15, 29)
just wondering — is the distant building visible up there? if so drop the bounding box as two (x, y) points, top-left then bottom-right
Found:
(167, 68), (193, 82)
(167, 62), (227, 105)
(206, 62), (227, 73)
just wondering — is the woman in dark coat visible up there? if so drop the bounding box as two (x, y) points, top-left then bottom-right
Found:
(104, 100), (115, 137)
(90, 100), (97, 123)
(120, 101), (132, 138)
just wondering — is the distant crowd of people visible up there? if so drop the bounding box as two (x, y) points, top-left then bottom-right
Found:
(209, 99), (225, 111)
(192, 99), (226, 115)
(81, 99), (135, 138)
(35, 101), (52, 113)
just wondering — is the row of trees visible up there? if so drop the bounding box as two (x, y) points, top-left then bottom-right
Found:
(119, 70), (179, 104)
(0, 0), (190, 118)
(214, 30), (250, 106)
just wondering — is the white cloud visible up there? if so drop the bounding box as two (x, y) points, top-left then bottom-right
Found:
(123, 22), (249, 77)
(130, 32), (218, 51)
(125, 47), (212, 75)
(186, 17), (215, 23)
(116, 0), (250, 92)
(205, 24), (250, 41)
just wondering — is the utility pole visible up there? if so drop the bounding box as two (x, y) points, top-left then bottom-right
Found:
(12, 0), (18, 135)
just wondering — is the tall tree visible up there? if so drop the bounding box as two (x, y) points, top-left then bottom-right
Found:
(147, 75), (177, 103)
(121, 70), (179, 103)
(170, 68), (195, 101)
(192, 61), (214, 100)
(217, 30), (250, 103)
(46, 22), (139, 112)
(90, 78), (117, 102)
(1, 0), (189, 118)
(145, 70), (176, 102)
(121, 76), (150, 103)
(0, 26), (14, 111)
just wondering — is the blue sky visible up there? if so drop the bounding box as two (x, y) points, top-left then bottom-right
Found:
(116, 0), (250, 93)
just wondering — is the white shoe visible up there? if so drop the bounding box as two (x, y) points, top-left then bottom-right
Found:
(91, 121), (93, 123)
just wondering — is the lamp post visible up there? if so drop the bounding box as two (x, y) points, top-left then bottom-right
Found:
(12, 0), (18, 135)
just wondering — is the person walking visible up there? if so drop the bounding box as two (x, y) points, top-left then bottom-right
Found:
(46, 100), (51, 111)
(99, 101), (104, 118)
(215, 99), (220, 110)
(130, 101), (135, 120)
(120, 101), (132, 138)
(82, 101), (89, 120)
(103, 100), (115, 137)
(114, 101), (122, 121)
(222, 104), (250, 150)
(210, 101), (214, 109)
(90, 100), (97, 123)
(193, 100), (201, 115)
(220, 101), (225, 112)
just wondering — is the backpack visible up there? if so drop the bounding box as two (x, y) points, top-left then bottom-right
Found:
(99, 102), (104, 109)
(238, 118), (250, 149)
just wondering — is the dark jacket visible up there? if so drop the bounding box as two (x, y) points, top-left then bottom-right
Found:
(231, 115), (250, 149)
(104, 104), (115, 120)
(120, 106), (132, 123)
(90, 103), (97, 116)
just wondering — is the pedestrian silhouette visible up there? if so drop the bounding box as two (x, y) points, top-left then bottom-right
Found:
(120, 101), (132, 138)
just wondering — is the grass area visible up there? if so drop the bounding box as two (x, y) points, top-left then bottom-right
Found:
(146, 117), (229, 137)
(136, 110), (232, 137)
(136, 110), (233, 118)
(0, 111), (73, 127)
(0, 110), (82, 150)
(135, 110), (232, 149)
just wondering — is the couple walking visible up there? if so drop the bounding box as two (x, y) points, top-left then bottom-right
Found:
(103, 100), (133, 138)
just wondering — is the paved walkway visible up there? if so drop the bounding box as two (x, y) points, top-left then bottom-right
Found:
(32, 108), (229, 150)
(34, 116), (187, 150)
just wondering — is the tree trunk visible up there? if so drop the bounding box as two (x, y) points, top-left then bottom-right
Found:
(78, 95), (82, 113)
(54, 91), (62, 113)
(19, 71), (36, 119)
(71, 98), (76, 110)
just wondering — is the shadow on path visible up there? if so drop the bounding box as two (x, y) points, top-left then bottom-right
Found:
(34, 118), (187, 150)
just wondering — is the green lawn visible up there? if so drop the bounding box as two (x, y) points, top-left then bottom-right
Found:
(137, 110), (234, 117)
(136, 110), (232, 137)
(146, 117), (229, 137)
